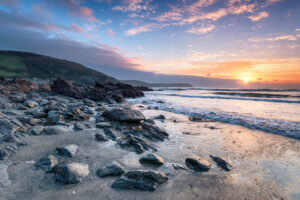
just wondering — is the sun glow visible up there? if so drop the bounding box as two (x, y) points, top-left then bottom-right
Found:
(242, 77), (249, 83)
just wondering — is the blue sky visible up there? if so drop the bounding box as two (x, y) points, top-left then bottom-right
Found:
(0, 0), (299, 87)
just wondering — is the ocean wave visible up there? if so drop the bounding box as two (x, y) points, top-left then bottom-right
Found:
(214, 92), (300, 99)
(155, 88), (300, 92)
(140, 99), (300, 139)
(158, 94), (300, 104)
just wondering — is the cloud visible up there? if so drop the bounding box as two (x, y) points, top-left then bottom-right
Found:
(152, 12), (183, 22)
(186, 24), (216, 34)
(249, 11), (269, 21)
(107, 28), (114, 35)
(53, 0), (98, 22)
(70, 23), (85, 33)
(112, 0), (153, 12)
(249, 34), (298, 42)
(125, 23), (169, 36)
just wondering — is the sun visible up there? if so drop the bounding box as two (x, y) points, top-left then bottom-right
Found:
(241, 77), (249, 83)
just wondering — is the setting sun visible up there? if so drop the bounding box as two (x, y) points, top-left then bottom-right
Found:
(241, 77), (250, 83)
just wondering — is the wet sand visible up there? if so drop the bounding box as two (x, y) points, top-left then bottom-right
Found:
(1, 104), (299, 200)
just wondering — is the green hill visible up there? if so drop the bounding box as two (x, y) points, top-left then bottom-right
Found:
(0, 50), (118, 84)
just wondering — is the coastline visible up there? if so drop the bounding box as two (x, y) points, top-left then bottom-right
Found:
(1, 95), (299, 199)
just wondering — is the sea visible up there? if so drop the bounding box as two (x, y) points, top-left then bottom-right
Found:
(129, 87), (300, 139)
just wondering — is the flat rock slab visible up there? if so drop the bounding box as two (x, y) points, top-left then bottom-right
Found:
(139, 153), (164, 166)
(185, 156), (211, 171)
(102, 109), (145, 123)
(112, 170), (168, 191)
(56, 144), (78, 157)
(96, 122), (112, 128)
(0, 118), (17, 137)
(97, 161), (125, 177)
(53, 163), (89, 184)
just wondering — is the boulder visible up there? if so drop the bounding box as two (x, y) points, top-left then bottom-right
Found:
(154, 115), (166, 120)
(97, 161), (125, 177)
(111, 170), (168, 191)
(117, 134), (152, 154)
(0, 144), (17, 161)
(19, 117), (41, 126)
(46, 126), (67, 135)
(172, 164), (187, 170)
(210, 155), (232, 171)
(74, 122), (86, 131)
(185, 156), (211, 171)
(102, 108), (145, 123)
(139, 153), (164, 166)
(32, 126), (45, 135)
(56, 144), (78, 157)
(53, 163), (89, 184)
(35, 155), (58, 172)
(23, 100), (38, 108)
(47, 110), (64, 125)
(51, 78), (86, 99)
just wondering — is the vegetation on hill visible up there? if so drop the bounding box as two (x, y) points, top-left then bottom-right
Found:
(0, 50), (118, 84)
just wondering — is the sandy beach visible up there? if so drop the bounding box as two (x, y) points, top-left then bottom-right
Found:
(1, 100), (299, 200)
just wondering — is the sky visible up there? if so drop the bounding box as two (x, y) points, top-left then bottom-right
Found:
(0, 0), (299, 88)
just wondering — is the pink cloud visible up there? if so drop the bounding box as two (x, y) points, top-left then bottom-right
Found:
(107, 28), (114, 35)
(248, 11), (269, 22)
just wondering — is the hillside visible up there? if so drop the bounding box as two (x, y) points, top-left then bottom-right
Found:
(0, 50), (118, 84)
(122, 80), (193, 87)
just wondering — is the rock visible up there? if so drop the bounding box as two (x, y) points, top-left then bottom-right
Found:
(19, 117), (41, 126)
(95, 132), (109, 142)
(96, 122), (112, 128)
(103, 128), (118, 140)
(0, 144), (17, 161)
(46, 126), (67, 135)
(102, 108), (145, 123)
(47, 110), (64, 125)
(111, 170), (168, 191)
(154, 115), (166, 120)
(185, 156), (211, 171)
(53, 163), (89, 184)
(97, 161), (125, 177)
(0, 118), (17, 137)
(172, 164), (187, 170)
(39, 99), (49, 106)
(144, 119), (155, 124)
(117, 134), (152, 154)
(0, 164), (11, 187)
(51, 78), (86, 99)
(74, 122), (86, 131)
(23, 100), (38, 108)
(31, 109), (47, 118)
(139, 153), (164, 166)
(9, 93), (26, 103)
(35, 155), (58, 172)
(56, 144), (78, 157)
(210, 155), (232, 171)
(1, 131), (26, 145)
(140, 123), (168, 142)
(32, 126), (45, 135)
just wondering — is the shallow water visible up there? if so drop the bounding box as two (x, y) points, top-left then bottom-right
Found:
(128, 88), (300, 138)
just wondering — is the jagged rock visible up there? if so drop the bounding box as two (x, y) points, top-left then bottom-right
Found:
(185, 156), (211, 171)
(0, 144), (17, 161)
(19, 117), (41, 126)
(46, 126), (67, 135)
(32, 126), (45, 135)
(117, 134), (152, 154)
(96, 122), (112, 128)
(39, 99), (49, 106)
(95, 132), (109, 142)
(139, 153), (164, 166)
(9, 93), (27, 103)
(102, 108), (145, 123)
(210, 155), (233, 171)
(103, 128), (118, 140)
(140, 123), (168, 142)
(23, 100), (38, 108)
(111, 170), (168, 191)
(47, 111), (64, 125)
(35, 155), (58, 172)
(53, 163), (89, 184)
(56, 144), (78, 157)
(1, 131), (26, 146)
(0, 118), (17, 137)
(0, 164), (11, 187)
(97, 161), (125, 177)
(51, 78), (86, 99)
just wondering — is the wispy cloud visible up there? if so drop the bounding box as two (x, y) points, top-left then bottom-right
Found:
(125, 23), (169, 36)
(249, 11), (269, 21)
(249, 34), (298, 42)
(186, 24), (216, 34)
